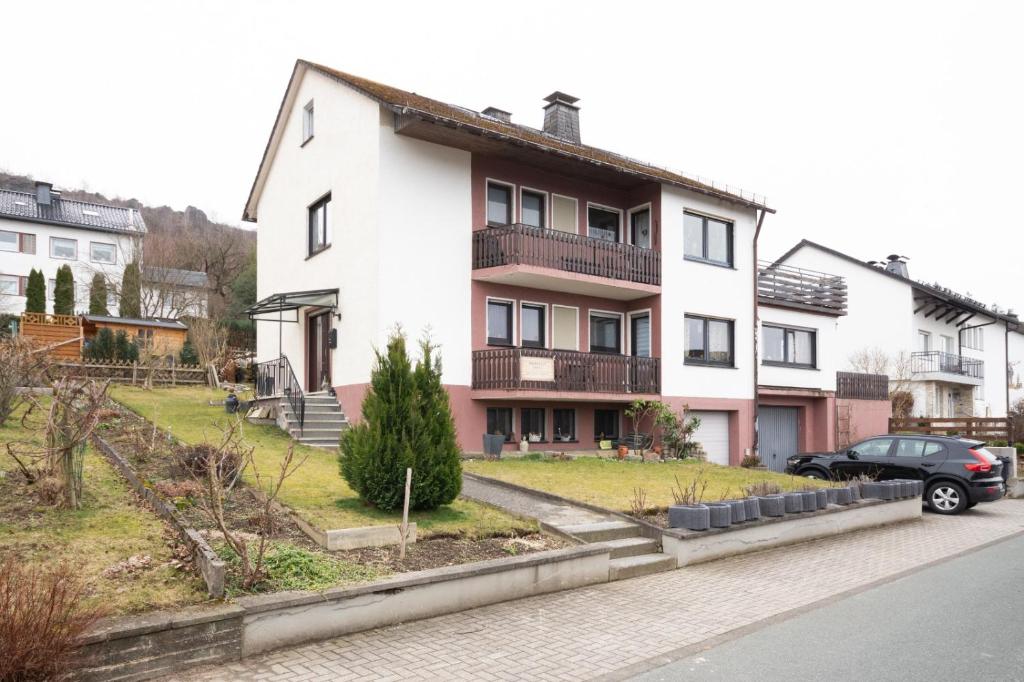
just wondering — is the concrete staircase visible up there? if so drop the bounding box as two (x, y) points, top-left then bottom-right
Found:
(559, 520), (676, 581)
(279, 392), (348, 449)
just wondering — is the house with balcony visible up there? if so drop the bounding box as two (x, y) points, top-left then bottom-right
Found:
(776, 240), (1021, 420)
(0, 182), (144, 315)
(245, 60), (773, 460)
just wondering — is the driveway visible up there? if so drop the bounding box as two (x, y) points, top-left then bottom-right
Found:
(167, 500), (1024, 681)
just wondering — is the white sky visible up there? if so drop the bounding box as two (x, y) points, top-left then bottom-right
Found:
(1, 0), (1021, 310)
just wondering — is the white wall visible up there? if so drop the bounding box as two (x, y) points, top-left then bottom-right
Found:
(0, 218), (136, 315)
(1009, 329), (1024, 410)
(660, 187), (758, 400)
(757, 305), (840, 391)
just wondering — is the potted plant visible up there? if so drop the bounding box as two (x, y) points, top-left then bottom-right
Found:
(668, 504), (710, 531)
(616, 444), (629, 460)
(528, 432), (542, 443)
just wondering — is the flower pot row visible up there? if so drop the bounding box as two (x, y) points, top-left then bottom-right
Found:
(668, 485), (862, 532)
(859, 479), (923, 500)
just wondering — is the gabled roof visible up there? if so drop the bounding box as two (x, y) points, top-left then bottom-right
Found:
(0, 189), (146, 235)
(243, 60), (774, 222)
(777, 239), (1021, 326)
(142, 266), (209, 289)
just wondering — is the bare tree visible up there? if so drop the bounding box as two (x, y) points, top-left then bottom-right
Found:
(848, 347), (916, 418)
(0, 337), (50, 427)
(189, 317), (228, 368)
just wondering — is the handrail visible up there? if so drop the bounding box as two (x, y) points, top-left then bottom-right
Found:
(472, 347), (660, 394)
(910, 350), (984, 379)
(253, 355), (305, 433)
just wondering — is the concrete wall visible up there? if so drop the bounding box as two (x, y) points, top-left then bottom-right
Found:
(1010, 330), (1024, 410)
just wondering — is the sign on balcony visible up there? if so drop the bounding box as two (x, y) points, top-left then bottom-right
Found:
(520, 356), (555, 382)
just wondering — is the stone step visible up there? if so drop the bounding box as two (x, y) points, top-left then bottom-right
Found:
(283, 405), (344, 414)
(560, 520), (639, 543)
(602, 536), (660, 559)
(297, 437), (341, 447)
(608, 553), (676, 581)
(290, 426), (345, 434)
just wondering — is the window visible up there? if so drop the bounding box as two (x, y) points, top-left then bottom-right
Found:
(762, 325), (816, 368)
(552, 305), (578, 350)
(630, 207), (651, 249)
(685, 315), (734, 366)
(521, 190), (546, 228)
(308, 194), (330, 256)
(521, 303), (545, 348)
(0, 274), (18, 295)
(47, 278), (56, 300)
(594, 409), (619, 440)
(918, 330), (931, 352)
(302, 100), (314, 143)
(587, 206), (620, 242)
(521, 408), (545, 441)
(940, 334), (955, 355)
(553, 409), (575, 441)
(961, 326), (984, 351)
(137, 328), (154, 350)
(90, 242), (116, 264)
(630, 312), (650, 357)
(683, 211), (733, 266)
(0, 231), (16, 252)
(848, 438), (894, 458)
(50, 237), (77, 260)
(894, 439), (926, 458)
(20, 233), (35, 254)
(487, 407), (513, 441)
(589, 312), (622, 354)
(551, 194), (577, 233)
(487, 182), (513, 226)
(487, 299), (513, 345)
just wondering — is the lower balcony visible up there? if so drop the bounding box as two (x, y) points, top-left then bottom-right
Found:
(911, 351), (984, 386)
(471, 347), (660, 400)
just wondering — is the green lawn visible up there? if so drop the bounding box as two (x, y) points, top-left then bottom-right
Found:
(463, 457), (820, 512)
(109, 386), (533, 537)
(0, 404), (207, 615)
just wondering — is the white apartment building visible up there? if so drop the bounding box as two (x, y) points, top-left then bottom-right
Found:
(0, 182), (145, 315)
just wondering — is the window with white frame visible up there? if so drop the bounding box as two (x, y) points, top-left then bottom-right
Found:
(0, 231), (17, 252)
(0, 274), (18, 295)
(302, 100), (314, 143)
(918, 330), (931, 352)
(90, 242), (116, 264)
(589, 311), (622, 354)
(587, 206), (620, 242)
(521, 303), (545, 348)
(961, 326), (984, 351)
(487, 299), (514, 345)
(487, 182), (513, 226)
(521, 190), (546, 228)
(50, 237), (77, 260)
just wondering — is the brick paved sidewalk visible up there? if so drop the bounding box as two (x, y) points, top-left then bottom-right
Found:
(167, 501), (1024, 682)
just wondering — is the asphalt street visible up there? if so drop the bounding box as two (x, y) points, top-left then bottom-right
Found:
(628, 532), (1024, 681)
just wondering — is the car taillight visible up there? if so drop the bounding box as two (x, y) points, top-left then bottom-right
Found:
(965, 449), (992, 473)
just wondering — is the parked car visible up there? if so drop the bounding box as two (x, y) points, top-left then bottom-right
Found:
(785, 435), (1004, 515)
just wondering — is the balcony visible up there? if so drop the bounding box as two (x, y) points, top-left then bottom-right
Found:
(757, 260), (847, 316)
(911, 351), (984, 385)
(472, 348), (660, 399)
(472, 224), (660, 301)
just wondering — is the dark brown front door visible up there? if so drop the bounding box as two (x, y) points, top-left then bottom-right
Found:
(306, 311), (332, 392)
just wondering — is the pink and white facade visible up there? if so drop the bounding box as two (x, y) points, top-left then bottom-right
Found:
(245, 60), (778, 464)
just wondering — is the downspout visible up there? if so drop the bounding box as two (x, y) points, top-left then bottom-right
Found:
(752, 209), (766, 459)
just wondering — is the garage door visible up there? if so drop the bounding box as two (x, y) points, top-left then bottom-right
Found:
(759, 406), (799, 473)
(689, 411), (730, 466)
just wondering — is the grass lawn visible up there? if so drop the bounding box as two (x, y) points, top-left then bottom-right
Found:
(0, 404), (207, 615)
(109, 386), (533, 538)
(463, 457), (821, 512)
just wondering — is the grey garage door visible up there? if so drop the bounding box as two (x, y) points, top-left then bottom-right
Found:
(759, 406), (799, 473)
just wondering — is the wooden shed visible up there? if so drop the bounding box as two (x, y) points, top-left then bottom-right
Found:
(81, 315), (188, 357)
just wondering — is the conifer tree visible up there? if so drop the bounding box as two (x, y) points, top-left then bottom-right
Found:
(89, 274), (109, 316)
(410, 338), (462, 508)
(119, 261), (141, 318)
(24, 269), (45, 314)
(53, 265), (75, 316)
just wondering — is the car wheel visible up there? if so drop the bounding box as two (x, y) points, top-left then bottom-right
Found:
(927, 481), (967, 515)
(801, 468), (829, 481)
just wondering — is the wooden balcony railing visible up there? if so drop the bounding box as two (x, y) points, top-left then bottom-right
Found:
(758, 260), (847, 315)
(472, 224), (660, 286)
(472, 347), (660, 394)
(911, 351), (984, 379)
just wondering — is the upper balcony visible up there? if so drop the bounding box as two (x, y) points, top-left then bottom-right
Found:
(911, 350), (984, 385)
(472, 224), (661, 301)
(757, 260), (848, 316)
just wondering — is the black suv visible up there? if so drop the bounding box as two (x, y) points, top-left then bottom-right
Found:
(785, 435), (1005, 515)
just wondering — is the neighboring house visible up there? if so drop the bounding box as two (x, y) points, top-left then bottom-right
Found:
(245, 60), (775, 463)
(776, 240), (1021, 420)
(141, 266), (209, 318)
(0, 182), (145, 315)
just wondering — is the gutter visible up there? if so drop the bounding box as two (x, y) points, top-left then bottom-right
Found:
(752, 209), (767, 459)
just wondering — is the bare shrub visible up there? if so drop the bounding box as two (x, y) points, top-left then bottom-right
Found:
(744, 480), (783, 497)
(670, 468), (709, 505)
(0, 337), (50, 428)
(189, 317), (228, 368)
(629, 487), (649, 517)
(179, 443), (242, 487)
(0, 557), (104, 681)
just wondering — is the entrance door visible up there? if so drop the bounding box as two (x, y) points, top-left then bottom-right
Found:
(759, 406), (799, 473)
(306, 311), (332, 392)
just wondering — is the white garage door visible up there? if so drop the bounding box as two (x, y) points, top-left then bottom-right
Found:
(690, 411), (731, 466)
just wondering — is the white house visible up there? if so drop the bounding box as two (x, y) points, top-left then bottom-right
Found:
(141, 266), (209, 318)
(776, 240), (1021, 420)
(0, 182), (145, 315)
(245, 60), (776, 460)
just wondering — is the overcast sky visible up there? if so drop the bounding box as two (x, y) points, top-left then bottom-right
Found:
(2, 1), (1021, 310)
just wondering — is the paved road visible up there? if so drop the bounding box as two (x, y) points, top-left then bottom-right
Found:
(170, 501), (1024, 681)
(629, 532), (1024, 682)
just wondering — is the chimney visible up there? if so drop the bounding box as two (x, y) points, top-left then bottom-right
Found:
(35, 181), (53, 206)
(542, 91), (581, 144)
(481, 106), (512, 123)
(884, 254), (909, 279)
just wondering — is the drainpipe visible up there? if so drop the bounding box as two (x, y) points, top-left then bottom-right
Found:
(752, 209), (766, 459)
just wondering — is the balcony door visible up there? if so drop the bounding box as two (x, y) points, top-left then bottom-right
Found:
(306, 310), (332, 392)
(630, 312), (651, 357)
(629, 206), (652, 249)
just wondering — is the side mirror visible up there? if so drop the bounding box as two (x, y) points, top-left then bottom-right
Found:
(846, 450), (859, 460)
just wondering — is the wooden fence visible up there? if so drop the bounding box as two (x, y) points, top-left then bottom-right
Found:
(20, 312), (82, 360)
(51, 360), (207, 386)
(889, 417), (1010, 441)
(836, 371), (889, 401)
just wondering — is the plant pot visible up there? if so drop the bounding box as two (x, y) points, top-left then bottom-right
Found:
(913, 480), (924, 497)
(799, 491), (818, 511)
(835, 487), (853, 505)
(743, 497), (761, 520)
(825, 488), (840, 505)
(669, 504), (710, 531)
(849, 483), (862, 501)
(815, 489), (829, 508)
(653, 445), (663, 456)
(482, 434), (504, 458)
(707, 503), (732, 528)
(861, 482), (883, 499)
(783, 492), (803, 513)
(725, 499), (747, 523)
(758, 495), (785, 517)
(618, 445), (629, 456)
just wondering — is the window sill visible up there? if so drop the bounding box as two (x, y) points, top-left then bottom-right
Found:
(50, 255), (77, 261)
(684, 361), (737, 369)
(486, 341), (516, 348)
(305, 244), (332, 261)
(552, 439), (579, 444)
(683, 256), (735, 270)
(300, 135), (314, 148)
(761, 361), (819, 371)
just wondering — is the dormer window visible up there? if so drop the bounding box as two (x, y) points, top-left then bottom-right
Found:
(302, 100), (314, 144)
